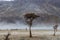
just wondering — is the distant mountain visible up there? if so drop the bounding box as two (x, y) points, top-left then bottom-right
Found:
(0, 0), (60, 23)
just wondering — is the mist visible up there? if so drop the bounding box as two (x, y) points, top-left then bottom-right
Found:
(0, 20), (60, 30)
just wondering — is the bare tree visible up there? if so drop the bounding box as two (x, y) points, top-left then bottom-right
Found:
(24, 13), (39, 38)
(53, 24), (58, 36)
(4, 33), (11, 40)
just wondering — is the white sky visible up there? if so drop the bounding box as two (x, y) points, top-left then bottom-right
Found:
(0, 0), (14, 1)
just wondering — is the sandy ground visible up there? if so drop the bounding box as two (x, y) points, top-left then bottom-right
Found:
(0, 30), (60, 35)
(0, 30), (60, 40)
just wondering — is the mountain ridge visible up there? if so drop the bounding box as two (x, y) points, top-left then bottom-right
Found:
(0, 0), (60, 23)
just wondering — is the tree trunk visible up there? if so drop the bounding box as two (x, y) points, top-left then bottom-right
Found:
(53, 29), (56, 36)
(29, 25), (32, 38)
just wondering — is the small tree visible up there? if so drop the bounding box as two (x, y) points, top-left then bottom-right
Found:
(53, 24), (58, 36)
(53, 16), (58, 36)
(24, 13), (39, 38)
